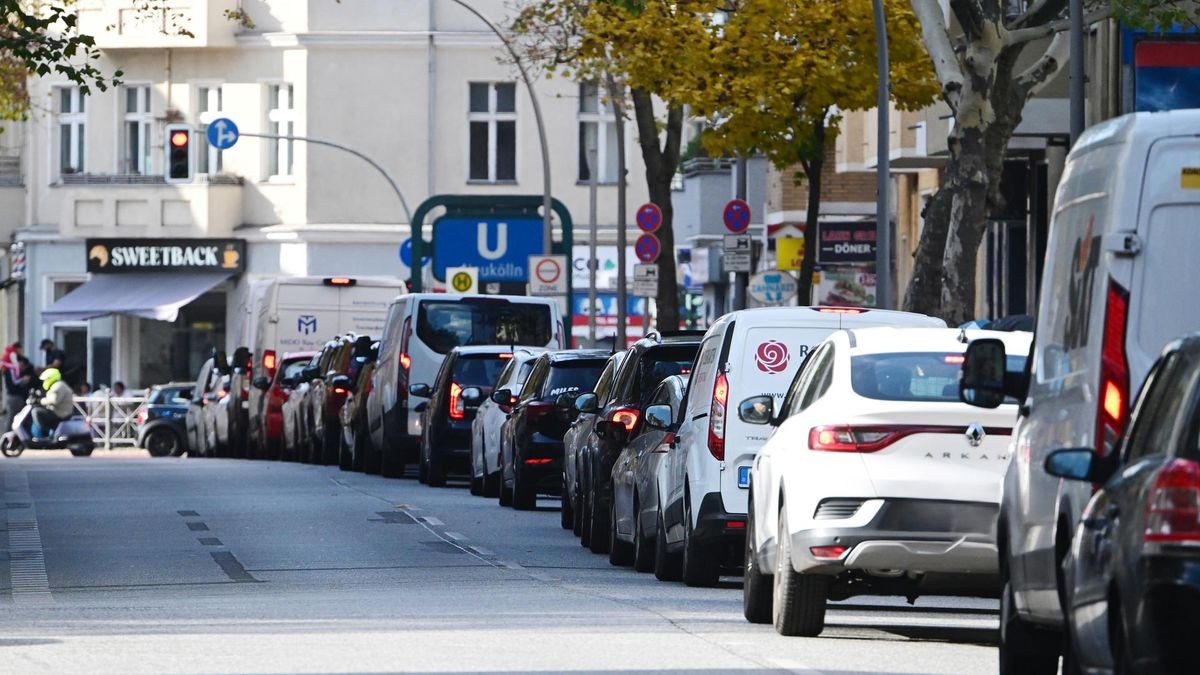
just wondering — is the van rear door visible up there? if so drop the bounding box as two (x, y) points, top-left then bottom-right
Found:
(337, 284), (399, 338)
(276, 284), (340, 352)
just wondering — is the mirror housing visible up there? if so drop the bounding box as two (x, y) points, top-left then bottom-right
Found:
(644, 404), (674, 431)
(330, 374), (353, 390)
(214, 351), (231, 376)
(574, 392), (599, 414)
(1044, 447), (1108, 483)
(738, 395), (775, 425)
(960, 339), (1009, 409)
(252, 376), (271, 391)
(490, 388), (516, 406)
(300, 365), (321, 382)
(409, 383), (432, 398)
(280, 376), (296, 389)
(461, 387), (486, 406)
(232, 347), (252, 373)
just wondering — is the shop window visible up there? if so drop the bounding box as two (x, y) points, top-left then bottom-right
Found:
(468, 82), (517, 183)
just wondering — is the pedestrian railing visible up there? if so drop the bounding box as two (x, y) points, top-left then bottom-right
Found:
(73, 392), (150, 450)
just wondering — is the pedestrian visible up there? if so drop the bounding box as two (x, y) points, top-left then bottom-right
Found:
(76, 382), (91, 396)
(2, 341), (21, 377)
(3, 356), (34, 430)
(112, 381), (126, 397)
(40, 339), (65, 370)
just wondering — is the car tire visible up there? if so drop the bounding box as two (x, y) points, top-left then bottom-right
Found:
(362, 433), (381, 475)
(483, 471), (501, 498)
(427, 453), (447, 488)
(743, 495), (773, 624)
(469, 472), (483, 496)
(69, 444), (94, 457)
(588, 490), (610, 555)
(338, 432), (353, 471)
(772, 507), (827, 637)
(560, 476), (574, 530)
(572, 487), (584, 536)
(381, 445), (405, 478)
(323, 425), (340, 465)
(654, 508), (682, 582)
(608, 496), (634, 566)
(633, 497), (655, 573)
(145, 427), (180, 458)
(580, 484), (593, 548)
(499, 480), (513, 507)
(999, 578), (1060, 674)
(682, 492), (720, 588)
(418, 443), (429, 484)
(512, 469), (537, 510)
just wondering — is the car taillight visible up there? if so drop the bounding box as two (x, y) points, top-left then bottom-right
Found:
(814, 307), (867, 314)
(808, 425), (904, 452)
(398, 316), (412, 402)
(810, 545), (848, 559)
(263, 350), (277, 378)
(137, 409), (148, 425)
(1097, 279), (1130, 457)
(449, 381), (465, 420)
(708, 372), (728, 461)
(333, 386), (349, 396)
(608, 407), (640, 433)
(1144, 459), (1200, 544)
(526, 401), (556, 424)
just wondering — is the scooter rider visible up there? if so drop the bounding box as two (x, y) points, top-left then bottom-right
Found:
(33, 367), (74, 439)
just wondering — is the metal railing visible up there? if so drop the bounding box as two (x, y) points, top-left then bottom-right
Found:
(72, 393), (150, 450)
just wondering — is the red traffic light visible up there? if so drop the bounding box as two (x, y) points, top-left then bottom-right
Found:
(170, 131), (189, 147)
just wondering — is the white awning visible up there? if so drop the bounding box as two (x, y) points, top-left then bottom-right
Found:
(41, 271), (232, 323)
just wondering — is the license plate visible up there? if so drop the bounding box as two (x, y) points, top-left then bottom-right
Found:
(737, 466), (751, 488)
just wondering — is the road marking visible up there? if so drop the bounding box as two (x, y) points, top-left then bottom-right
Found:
(210, 551), (258, 583)
(187, 522), (210, 531)
(468, 546), (494, 556)
(4, 470), (53, 605)
(443, 531), (465, 541)
(198, 537), (223, 546)
(177, 510), (199, 517)
(418, 516), (443, 526)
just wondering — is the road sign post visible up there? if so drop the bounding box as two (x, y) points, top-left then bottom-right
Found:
(632, 264), (659, 297)
(528, 255), (568, 296)
(725, 196), (753, 309)
(634, 233), (661, 263)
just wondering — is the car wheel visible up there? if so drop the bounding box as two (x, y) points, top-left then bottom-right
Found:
(512, 468), (537, 510)
(633, 497), (655, 573)
(654, 508), (682, 581)
(572, 486), (583, 536)
(682, 491), (719, 587)
(338, 430), (353, 471)
(772, 506), (827, 637)
(360, 430), (380, 475)
(588, 489), (610, 555)
(418, 442), (429, 484)
(499, 478), (513, 507)
(483, 470), (501, 498)
(427, 451), (447, 488)
(608, 495), (634, 566)
(69, 445), (94, 457)
(560, 476), (574, 530)
(743, 494), (773, 624)
(145, 427), (179, 458)
(323, 424), (340, 465)
(381, 444), (405, 478)
(307, 426), (321, 464)
(469, 472), (484, 496)
(999, 577), (1060, 674)
(579, 484), (593, 548)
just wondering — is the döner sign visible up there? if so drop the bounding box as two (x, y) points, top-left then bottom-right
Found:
(86, 238), (245, 273)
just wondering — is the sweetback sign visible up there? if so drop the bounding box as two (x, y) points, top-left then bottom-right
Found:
(86, 238), (245, 274)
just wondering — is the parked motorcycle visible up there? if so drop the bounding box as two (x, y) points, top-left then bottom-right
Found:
(1, 393), (95, 458)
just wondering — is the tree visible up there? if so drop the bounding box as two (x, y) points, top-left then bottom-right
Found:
(903, 0), (1198, 324)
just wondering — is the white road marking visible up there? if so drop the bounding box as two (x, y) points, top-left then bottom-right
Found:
(5, 469), (53, 606)
(418, 516), (443, 526)
(443, 531), (465, 541)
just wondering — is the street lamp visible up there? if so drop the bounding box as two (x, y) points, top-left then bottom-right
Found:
(873, 0), (892, 309)
(446, 0), (553, 255)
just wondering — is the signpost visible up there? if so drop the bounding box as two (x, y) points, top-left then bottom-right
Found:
(723, 199), (751, 234)
(723, 233), (752, 273)
(528, 255), (568, 296)
(725, 197), (753, 309)
(635, 203), (662, 233)
(446, 266), (478, 295)
(632, 264), (659, 297)
(634, 233), (661, 263)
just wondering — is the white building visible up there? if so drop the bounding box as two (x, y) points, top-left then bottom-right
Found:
(0, 0), (651, 387)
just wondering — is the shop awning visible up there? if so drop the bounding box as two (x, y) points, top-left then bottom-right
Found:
(42, 271), (233, 323)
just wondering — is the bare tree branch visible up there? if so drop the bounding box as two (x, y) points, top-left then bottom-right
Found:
(911, 0), (966, 110)
(1016, 31), (1069, 96)
(1005, 5), (1112, 45)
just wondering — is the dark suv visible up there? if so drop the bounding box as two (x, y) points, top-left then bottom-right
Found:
(574, 331), (703, 554)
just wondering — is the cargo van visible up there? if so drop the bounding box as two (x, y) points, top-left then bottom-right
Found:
(958, 109), (1200, 673)
(665, 306), (944, 586)
(368, 293), (565, 478)
(244, 276), (403, 457)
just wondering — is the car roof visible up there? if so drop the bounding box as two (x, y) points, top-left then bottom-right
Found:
(843, 327), (1033, 356)
(282, 351), (319, 361)
(450, 345), (526, 357)
(402, 293), (557, 305)
(548, 349), (611, 363)
(713, 306), (945, 330)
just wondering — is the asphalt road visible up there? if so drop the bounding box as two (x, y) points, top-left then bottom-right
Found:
(1, 450), (1000, 674)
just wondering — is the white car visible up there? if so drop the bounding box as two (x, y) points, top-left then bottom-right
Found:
(467, 348), (543, 497)
(742, 327), (1031, 637)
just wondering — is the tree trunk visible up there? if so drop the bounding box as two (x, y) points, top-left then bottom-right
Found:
(797, 118), (825, 306)
(631, 88), (683, 333)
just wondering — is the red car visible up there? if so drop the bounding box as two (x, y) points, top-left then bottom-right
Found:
(252, 351), (318, 461)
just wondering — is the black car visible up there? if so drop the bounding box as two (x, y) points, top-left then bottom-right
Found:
(137, 383), (195, 457)
(496, 350), (609, 510)
(1046, 334), (1200, 674)
(575, 331), (704, 554)
(411, 346), (512, 487)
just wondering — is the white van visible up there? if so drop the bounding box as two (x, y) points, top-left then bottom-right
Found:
(367, 293), (565, 477)
(664, 306), (944, 586)
(957, 109), (1200, 672)
(244, 276), (403, 456)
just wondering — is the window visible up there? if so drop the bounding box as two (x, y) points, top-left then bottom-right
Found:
(197, 85), (224, 174)
(122, 85), (153, 174)
(452, 354), (510, 388)
(544, 361), (607, 401)
(520, 358), (549, 402)
(592, 354), (623, 406)
(267, 84), (295, 178)
(468, 82), (517, 182)
(1124, 352), (1199, 462)
(57, 87), (86, 176)
(415, 300), (551, 354)
(850, 352), (1027, 403)
(578, 83), (619, 183)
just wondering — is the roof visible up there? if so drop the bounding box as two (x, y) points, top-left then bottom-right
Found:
(548, 349), (611, 363)
(450, 345), (528, 357)
(282, 351), (319, 360)
(1076, 108), (1200, 155)
(714, 306), (945, 330)
(402, 293), (557, 305)
(844, 327), (1033, 356)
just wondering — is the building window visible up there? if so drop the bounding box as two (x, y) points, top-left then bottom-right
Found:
(578, 83), (619, 183)
(267, 84), (294, 178)
(197, 85), (224, 174)
(122, 85), (153, 175)
(467, 82), (516, 182)
(57, 87), (86, 176)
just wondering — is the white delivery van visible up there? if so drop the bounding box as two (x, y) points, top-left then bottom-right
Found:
(368, 293), (565, 477)
(956, 109), (1200, 672)
(244, 276), (403, 455)
(664, 306), (945, 586)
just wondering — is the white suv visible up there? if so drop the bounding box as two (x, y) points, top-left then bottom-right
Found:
(744, 327), (1031, 636)
(662, 307), (944, 586)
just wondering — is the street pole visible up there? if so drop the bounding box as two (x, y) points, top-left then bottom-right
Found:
(1069, 0), (1084, 146)
(608, 74), (628, 348)
(732, 157), (749, 310)
(588, 147), (598, 348)
(872, 0), (892, 310)
(447, 0), (553, 254)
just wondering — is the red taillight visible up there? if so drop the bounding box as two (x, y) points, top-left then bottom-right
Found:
(725, 520), (746, 530)
(449, 381), (465, 420)
(814, 307), (866, 314)
(524, 457), (554, 465)
(399, 353), (411, 370)
(263, 350), (277, 377)
(810, 545), (848, 559)
(1144, 459), (1200, 544)
(808, 425), (912, 452)
(137, 409), (148, 425)
(499, 352), (513, 359)
(708, 372), (728, 461)
(398, 316), (412, 402)
(609, 407), (640, 433)
(1097, 280), (1130, 457)
(333, 387), (349, 396)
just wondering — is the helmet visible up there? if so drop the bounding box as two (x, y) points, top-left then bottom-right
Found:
(39, 367), (62, 389)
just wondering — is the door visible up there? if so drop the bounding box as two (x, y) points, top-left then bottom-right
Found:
(56, 326), (87, 390)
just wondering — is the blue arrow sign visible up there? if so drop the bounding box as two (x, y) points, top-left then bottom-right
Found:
(399, 238), (430, 268)
(206, 118), (239, 150)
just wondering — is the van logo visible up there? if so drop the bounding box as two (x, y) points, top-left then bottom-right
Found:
(965, 423), (985, 447)
(298, 315), (318, 335)
(754, 341), (790, 374)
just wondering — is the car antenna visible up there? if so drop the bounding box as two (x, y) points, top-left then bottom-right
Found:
(957, 327), (969, 344)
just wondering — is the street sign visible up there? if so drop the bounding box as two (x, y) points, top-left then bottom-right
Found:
(431, 217), (545, 282)
(399, 238), (430, 268)
(632, 263), (659, 296)
(206, 117), (239, 150)
(528, 255), (568, 296)
(748, 271), (798, 306)
(446, 266), (478, 294)
(723, 234), (751, 253)
(635, 203), (662, 233)
(634, 233), (661, 263)
(723, 199), (751, 233)
(723, 253), (752, 273)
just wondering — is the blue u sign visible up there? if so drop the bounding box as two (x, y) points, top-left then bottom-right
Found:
(431, 217), (545, 282)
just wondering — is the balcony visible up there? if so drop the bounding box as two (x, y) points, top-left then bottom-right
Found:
(52, 174), (244, 237)
(77, 0), (241, 49)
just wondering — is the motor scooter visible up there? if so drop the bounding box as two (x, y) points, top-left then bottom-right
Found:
(1, 392), (95, 458)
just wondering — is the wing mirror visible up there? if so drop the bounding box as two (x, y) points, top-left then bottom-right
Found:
(214, 350), (231, 376)
(330, 374), (354, 389)
(738, 395), (775, 425)
(461, 387), (486, 406)
(232, 347), (252, 373)
(644, 404), (674, 431)
(490, 388), (517, 406)
(301, 365), (321, 382)
(280, 376), (296, 388)
(409, 383), (432, 398)
(1044, 447), (1111, 484)
(960, 338), (1016, 409)
(574, 392), (599, 414)
(252, 376), (271, 391)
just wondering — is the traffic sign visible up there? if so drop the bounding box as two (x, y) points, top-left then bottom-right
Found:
(446, 266), (478, 294)
(634, 233), (661, 263)
(206, 117), (239, 150)
(723, 199), (751, 233)
(635, 203), (662, 233)
(432, 217), (545, 282)
(723, 234), (751, 253)
(399, 238), (430, 268)
(723, 253), (752, 273)
(528, 255), (568, 296)
(632, 264), (659, 296)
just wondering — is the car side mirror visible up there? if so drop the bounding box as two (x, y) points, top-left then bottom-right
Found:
(232, 347), (252, 373)
(214, 351), (231, 376)
(301, 366), (320, 381)
(555, 391), (582, 409)
(490, 388), (515, 405)
(330, 374), (353, 389)
(252, 376), (271, 391)
(644, 404), (674, 430)
(1044, 447), (1108, 483)
(574, 392), (599, 414)
(960, 339), (1008, 409)
(738, 395), (774, 425)
(461, 387), (485, 406)
(280, 377), (296, 388)
(409, 383), (432, 398)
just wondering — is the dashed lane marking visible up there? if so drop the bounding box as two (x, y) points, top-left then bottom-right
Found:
(5, 470), (52, 605)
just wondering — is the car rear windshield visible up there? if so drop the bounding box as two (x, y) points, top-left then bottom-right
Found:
(452, 355), (510, 387)
(851, 352), (1027, 402)
(417, 300), (552, 354)
(544, 361), (607, 400)
(151, 386), (193, 404)
(637, 345), (699, 403)
(280, 359), (309, 383)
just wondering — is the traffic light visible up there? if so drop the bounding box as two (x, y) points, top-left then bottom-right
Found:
(164, 124), (192, 184)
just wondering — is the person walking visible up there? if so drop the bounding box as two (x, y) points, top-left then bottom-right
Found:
(3, 356), (34, 430)
(40, 339), (65, 370)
